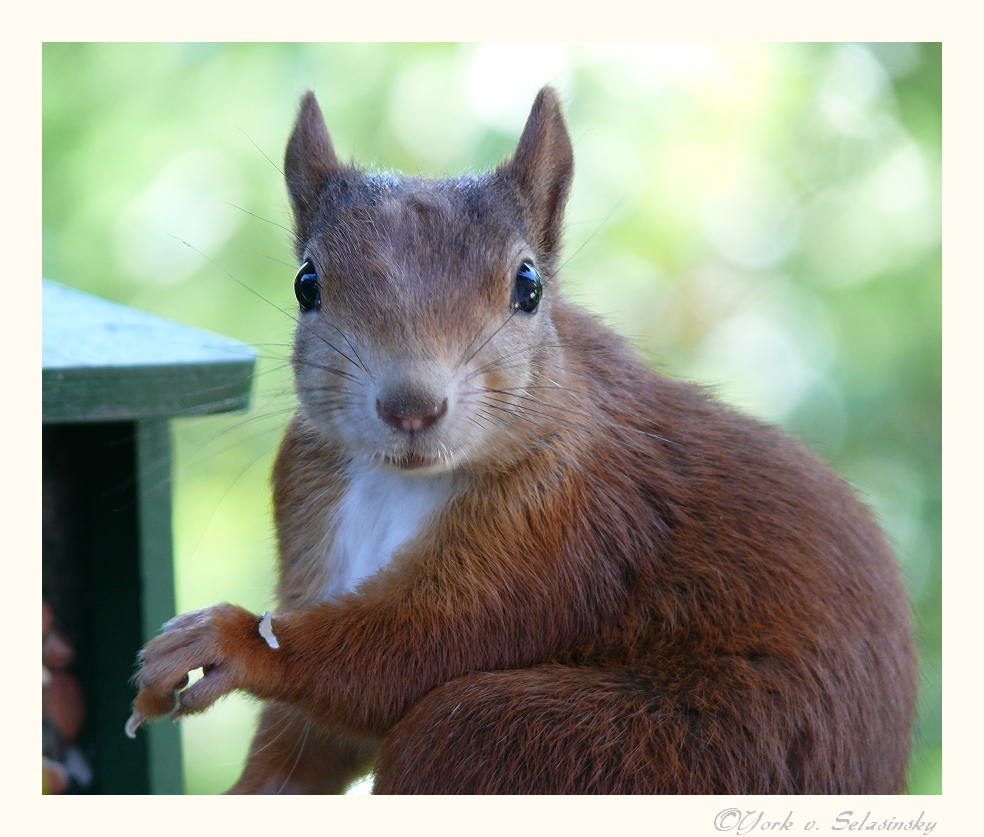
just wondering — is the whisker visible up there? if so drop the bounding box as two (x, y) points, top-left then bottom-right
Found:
(462, 353), (531, 385)
(236, 126), (286, 179)
(225, 202), (297, 239)
(555, 200), (624, 276)
(168, 234), (370, 375)
(482, 388), (678, 448)
(294, 320), (369, 377)
(456, 308), (519, 372)
(473, 407), (588, 477)
(246, 249), (297, 269)
(277, 717), (313, 795)
(168, 234), (300, 321)
(291, 353), (364, 383)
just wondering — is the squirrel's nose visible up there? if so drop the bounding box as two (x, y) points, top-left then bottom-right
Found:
(376, 392), (448, 434)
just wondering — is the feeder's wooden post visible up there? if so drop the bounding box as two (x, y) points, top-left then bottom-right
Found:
(42, 280), (257, 794)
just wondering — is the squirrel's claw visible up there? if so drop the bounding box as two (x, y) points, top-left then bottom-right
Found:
(124, 710), (146, 739)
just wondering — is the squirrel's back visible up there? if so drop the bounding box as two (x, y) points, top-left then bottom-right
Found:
(550, 300), (915, 791)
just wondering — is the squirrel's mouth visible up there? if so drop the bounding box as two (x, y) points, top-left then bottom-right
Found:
(390, 452), (432, 470)
(384, 450), (447, 473)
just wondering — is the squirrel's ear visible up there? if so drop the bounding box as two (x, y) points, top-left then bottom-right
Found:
(500, 86), (574, 258)
(284, 91), (339, 229)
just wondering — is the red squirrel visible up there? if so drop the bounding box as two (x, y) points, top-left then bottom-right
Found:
(127, 87), (916, 794)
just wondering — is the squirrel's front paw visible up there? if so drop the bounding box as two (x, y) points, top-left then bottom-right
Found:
(126, 603), (258, 737)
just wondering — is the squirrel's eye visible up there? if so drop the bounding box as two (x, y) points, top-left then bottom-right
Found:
(513, 261), (542, 314)
(294, 259), (321, 311)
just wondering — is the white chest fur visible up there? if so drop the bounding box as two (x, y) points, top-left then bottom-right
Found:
(321, 462), (456, 600)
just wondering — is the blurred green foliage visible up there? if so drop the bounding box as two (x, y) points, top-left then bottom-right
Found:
(42, 43), (941, 795)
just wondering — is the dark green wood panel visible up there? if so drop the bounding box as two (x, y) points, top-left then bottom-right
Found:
(44, 361), (255, 422)
(136, 420), (184, 793)
(43, 422), (182, 793)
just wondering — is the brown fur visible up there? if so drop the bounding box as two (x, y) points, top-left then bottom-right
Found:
(130, 87), (916, 794)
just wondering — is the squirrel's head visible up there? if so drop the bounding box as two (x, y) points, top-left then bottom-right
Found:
(284, 87), (575, 476)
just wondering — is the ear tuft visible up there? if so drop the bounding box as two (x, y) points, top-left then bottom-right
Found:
(284, 91), (339, 232)
(500, 86), (574, 258)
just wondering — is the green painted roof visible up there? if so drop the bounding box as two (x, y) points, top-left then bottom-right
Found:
(43, 280), (257, 422)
